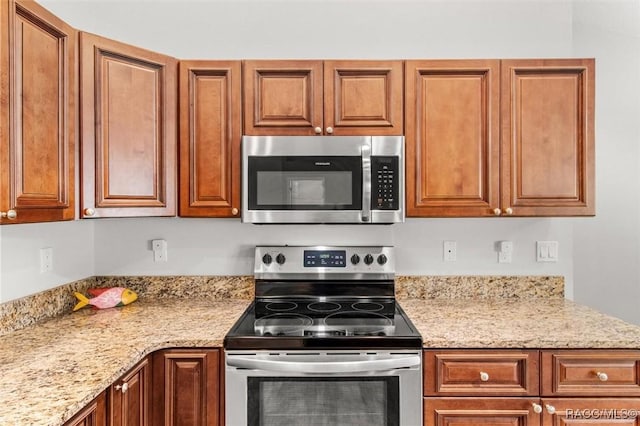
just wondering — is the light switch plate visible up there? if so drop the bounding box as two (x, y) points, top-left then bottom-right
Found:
(537, 241), (558, 262)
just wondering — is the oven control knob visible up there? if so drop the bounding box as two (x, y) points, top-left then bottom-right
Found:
(262, 254), (273, 265)
(350, 254), (360, 265)
(364, 254), (374, 265)
(276, 253), (286, 265)
(377, 254), (388, 265)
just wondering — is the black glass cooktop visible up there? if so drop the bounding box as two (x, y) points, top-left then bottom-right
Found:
(224, 299), (422, 350)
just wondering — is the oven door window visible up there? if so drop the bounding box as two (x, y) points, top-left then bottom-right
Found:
(248, 156), (362, 210)
(247, 377), (399, 426)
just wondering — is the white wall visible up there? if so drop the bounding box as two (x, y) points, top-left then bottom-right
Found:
(0, 221), (95, 301)
(2, 0), (638, 325)
(92, 217), (572, 284)
(571, 1), (640, 324)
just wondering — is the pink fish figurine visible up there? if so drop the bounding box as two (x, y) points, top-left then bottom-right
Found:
(73, 287), (138, 311)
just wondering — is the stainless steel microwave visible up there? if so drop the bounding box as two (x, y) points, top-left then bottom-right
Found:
(242, 135), (405, 224)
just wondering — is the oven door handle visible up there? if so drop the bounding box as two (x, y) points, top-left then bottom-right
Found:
(226, 355), (421, 374)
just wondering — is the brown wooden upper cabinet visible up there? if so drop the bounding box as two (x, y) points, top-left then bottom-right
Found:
(501, 59), (595, 216)
(243, 60), (403, 136)
(406, 60), (500, 217)
(406, 58), (594, 217)
(79, 32), (177, 218)
(179, 61), (241, 218)
(0, 0), (76, 224)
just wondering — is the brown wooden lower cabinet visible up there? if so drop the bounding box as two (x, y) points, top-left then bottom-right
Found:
(152, 348), (221, 426)
(424, 397), (542, 425)
(111, 357), (151, 426)
(423, 350), (640, 426)
(64, 391), (108, 426)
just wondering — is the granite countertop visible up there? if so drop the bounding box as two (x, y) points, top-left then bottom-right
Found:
(401, 298), (640, 348)
(3, 278), (640, 425)
(0, 299), (250, 426)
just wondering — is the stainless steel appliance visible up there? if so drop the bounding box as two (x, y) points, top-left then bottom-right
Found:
(242, 136), (405, 224)
(224, 246), (422, 426)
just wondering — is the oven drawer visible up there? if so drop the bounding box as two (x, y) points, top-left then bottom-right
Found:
(424, 349), (540, 396)
(541, 350), (640, 396)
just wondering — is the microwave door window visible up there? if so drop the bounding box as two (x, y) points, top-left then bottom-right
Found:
(255, 171), (356, 209)
(249, 156), (362, 210)
(289, 178), (326, 205)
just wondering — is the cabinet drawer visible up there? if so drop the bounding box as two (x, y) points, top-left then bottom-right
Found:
(424, 350), (539, 396)
(542, 350), (640, 396)
(424, 397), (542, 426)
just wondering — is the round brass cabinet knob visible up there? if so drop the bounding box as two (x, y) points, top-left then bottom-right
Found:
(505, 207), (513, 215)
(314, 127), (322, 134)
(493, 208), (502, 216)
(84, 208), (96, 217)
(326, 127), (334, 134)
(479, 371), (490, 382)
(532, 403), (543, 414)
(596, 371), (609, 382)
(231, 207), (239, 216)
(545, 404), (556, 414)
(1, 210), (17, 220)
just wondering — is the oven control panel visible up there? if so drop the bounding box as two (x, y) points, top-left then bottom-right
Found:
(255, 246), (394, 279)
(303, 250), (346, 268)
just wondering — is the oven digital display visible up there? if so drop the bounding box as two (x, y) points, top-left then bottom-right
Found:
(303, 250), (346, 267)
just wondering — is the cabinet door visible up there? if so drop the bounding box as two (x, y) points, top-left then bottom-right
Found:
(405, 60), (500, 217)
(64, 391), (107, 426)
(323, 60), (403, 136)
(152, 349), (220, 426)
(0, 0), (75, 224)
(424, 398), (541, 426)
(80, 32), (177, 218)
(243, 60), (323, 135)
(112, 357), (151, 426)
(179, 61), (241, 218)
(501, 59), (595, 216)
(541, 398), (640, 425)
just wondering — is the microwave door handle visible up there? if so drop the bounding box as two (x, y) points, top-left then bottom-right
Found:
(226, 355), (421, 374)
(361, 144), (371, 222)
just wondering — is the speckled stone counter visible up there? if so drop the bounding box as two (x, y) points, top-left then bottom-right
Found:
(3, 274), (640, 426)
(400, 299), (640, 348)
(0, 299), (250, 426)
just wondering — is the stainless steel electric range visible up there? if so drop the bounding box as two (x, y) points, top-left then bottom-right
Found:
(224, 246), (422, 426)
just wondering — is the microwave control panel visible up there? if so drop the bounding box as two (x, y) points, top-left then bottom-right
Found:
(372, 156), (399, 210)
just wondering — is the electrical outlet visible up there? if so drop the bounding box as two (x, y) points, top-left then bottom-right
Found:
(443, 241), (456, 262)
(152, 239), (168, 262)
(40, 247), (53, 273)
(498, 240), (513, 263)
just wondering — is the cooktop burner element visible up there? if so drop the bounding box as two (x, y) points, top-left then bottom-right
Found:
(307, 301), (341, 313)
(224, 246), (422, 350)
(264, 301), (297, 312)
